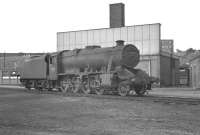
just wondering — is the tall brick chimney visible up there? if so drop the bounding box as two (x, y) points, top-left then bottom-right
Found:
(109, 3), (125, 28)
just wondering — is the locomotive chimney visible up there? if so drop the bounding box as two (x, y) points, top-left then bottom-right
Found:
(116, 40), (124, 46)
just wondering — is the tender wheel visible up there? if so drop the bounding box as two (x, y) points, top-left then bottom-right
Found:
(135, 84), (146, 96)
(72, 83), (81, 93)
(95, 87), (105, 95)
(118, 84), (130, 96)
(60, 84), (70, 93)
(82, 83), (91, 94)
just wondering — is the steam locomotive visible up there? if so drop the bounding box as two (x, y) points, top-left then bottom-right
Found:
(17, 40), (151, 96)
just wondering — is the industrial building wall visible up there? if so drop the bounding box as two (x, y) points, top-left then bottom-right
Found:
(0, 56), (22, 85)
(0, 53), (44, 85)
(160, 55), (171, 86)
(137, 54), (179, 87)
(176, 65), (191, 87)
(136, 55), (160, 79)
(161, 40), (174, 54)
(191, 58), (200, 89)
(57, 23), (161, 55)
(160, 55), (179, 87)
(174, 58), (180, 86)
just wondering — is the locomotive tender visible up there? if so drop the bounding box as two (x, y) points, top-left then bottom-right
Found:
(17, 40), (151, 96)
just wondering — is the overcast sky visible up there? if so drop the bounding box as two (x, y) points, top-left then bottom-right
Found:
(0, 0), (199, 53)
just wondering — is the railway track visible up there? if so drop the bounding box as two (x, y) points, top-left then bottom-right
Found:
(22, 88), (200, 106)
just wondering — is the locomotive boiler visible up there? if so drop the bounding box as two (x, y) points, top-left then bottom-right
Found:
(17, 40), (151, 96)
(58, 40), (139, 74)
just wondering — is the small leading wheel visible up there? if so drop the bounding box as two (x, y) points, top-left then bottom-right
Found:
(36, 87), (43, 91)
(26, 86), (31, 90)
(95, 87), (105, 95)
(135, 84), (146, 96)
(25, 82), (31, 90)
(118, 84), (130, 96)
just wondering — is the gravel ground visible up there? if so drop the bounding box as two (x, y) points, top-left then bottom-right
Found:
(0, 86), (200, 135)
(150, 87), (200, 99)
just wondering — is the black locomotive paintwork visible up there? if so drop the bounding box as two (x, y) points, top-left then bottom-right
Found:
(17, 42), (151, 96)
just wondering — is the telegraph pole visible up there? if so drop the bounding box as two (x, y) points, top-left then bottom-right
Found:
(0, 53), (2, 84)
(3, 52), (6, 83)
(3, 52), (5, 74)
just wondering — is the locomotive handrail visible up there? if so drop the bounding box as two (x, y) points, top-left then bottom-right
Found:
(57, 71), (104, 76)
